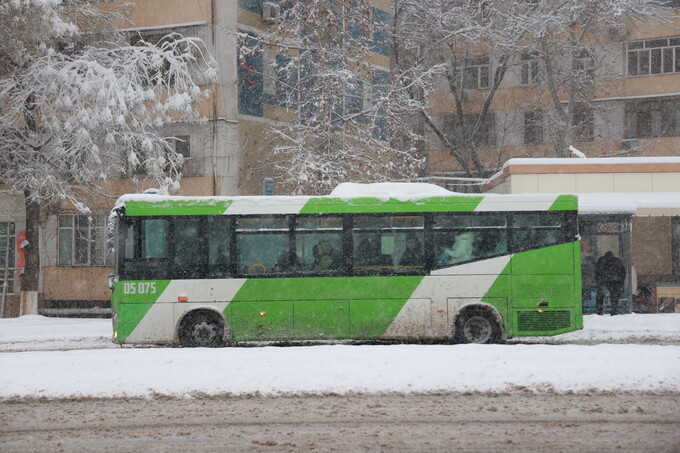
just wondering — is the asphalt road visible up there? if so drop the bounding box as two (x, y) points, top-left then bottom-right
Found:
(2, 392), (679, 452)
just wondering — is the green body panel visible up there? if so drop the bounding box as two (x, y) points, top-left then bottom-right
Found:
(227, 276), (423, 341)
(300, 196), (484, 214)
(124, 199), (232, 216)
(549, 195), (578, 211)
(349, 298), (418, 339)
(291, 300), (349, 340)
(111, 280), (169, 343)
(114, 302), (155, 343)
(509, 242), (583, 336)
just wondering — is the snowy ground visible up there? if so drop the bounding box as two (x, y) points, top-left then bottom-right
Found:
(1, 314), (679, 399)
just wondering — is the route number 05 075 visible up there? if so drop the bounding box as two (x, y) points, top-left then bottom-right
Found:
(123, 282), (157, 295)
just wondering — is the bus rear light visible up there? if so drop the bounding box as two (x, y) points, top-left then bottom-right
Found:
(437, 309), (445, 313)
(259, 312), (267, 316)
(178, 296), (188, 302)
(537, 309), (545, 313)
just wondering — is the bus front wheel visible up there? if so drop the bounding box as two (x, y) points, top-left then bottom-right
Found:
(179, 311), (225, 348)
(455, 307), (502, 344)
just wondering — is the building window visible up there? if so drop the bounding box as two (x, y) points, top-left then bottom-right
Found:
(624, 98), (680, 139)
(58, 215), (111, 266)
(627, 37), (680, 77)
(520, 52), (540, 86)
(572, 49), (595, 76)
(174, 135), (190, 159)
(453, 56), (491, 90)
(0, 222), (16, 293)
(445, 113), (496, 147)
(524, 110), (543, 144)
(572, 104), (594, 142)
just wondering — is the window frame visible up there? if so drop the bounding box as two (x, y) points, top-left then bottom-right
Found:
(58, 214), (112, 267)
(524, 110), (543, 145)
(627, 36), (680, 77)
(520, 52), (540, 86)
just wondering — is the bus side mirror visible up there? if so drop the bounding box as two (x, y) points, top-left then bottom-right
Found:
(108, 274), (115, 291)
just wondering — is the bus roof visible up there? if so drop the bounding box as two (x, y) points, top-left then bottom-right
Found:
(114, 191), (577, 217)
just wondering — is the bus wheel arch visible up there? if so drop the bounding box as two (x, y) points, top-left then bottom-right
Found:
(177, 308), (228, 348)
(453, 304), (504, 344)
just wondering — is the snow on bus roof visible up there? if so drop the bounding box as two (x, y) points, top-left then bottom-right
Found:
(116, 183), (567, 205)
(329, 182), (457, 200)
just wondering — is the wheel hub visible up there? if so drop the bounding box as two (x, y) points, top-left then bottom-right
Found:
(463, 316), (492, 343)
(191, 321), (217, 346)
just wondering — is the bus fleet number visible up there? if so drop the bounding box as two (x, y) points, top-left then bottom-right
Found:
(123, 282), (157, 295)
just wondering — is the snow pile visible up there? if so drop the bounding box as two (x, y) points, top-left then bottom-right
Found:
(0, 315), (679, 399)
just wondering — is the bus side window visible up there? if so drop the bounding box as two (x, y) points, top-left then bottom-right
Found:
(207, 217), (232, 278)
(122, 218), (170, 279)
(173, 218), (202, 279)
(512, 213), (562, 251)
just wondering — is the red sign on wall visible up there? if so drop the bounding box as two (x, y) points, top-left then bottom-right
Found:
(17, 232), (26, 269)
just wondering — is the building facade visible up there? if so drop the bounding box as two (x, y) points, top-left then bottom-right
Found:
(0, 0), (391, 317)
(427, 8), (680, 185)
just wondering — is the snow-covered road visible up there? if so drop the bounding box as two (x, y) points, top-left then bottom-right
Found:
(1, 314), (679, 399)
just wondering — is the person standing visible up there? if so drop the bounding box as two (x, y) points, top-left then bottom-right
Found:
(595, 251), (627, 316)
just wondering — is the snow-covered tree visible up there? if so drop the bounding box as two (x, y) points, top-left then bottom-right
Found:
(237, 0), (424, 195)
(391, 0), (671, 179)
(517, 0), (671, 157)
(0, 0), (216, 308)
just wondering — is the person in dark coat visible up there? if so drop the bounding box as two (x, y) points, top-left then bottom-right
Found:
(399, 234), (423, 267)
(595, 251), (626, 316)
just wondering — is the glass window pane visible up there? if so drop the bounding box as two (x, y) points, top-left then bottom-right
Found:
(479, 66), (489, 88)
(143, 219), (168, 258)
(354, 216), (391, 229)
(91, 226), (105, 266)
(639, 49), (650, 74)
(353, 232), (394, 273)
(237, 216), (288, 231)
(74, 220), (89, 265)
(463, 67), (478, 89)
(395, 231), (424, 271)
(627, 51), (638, 76)
(434, 213), (506, 228)
(59, 216), (73, 228)
(207, 217), (232, 278)
(434, 230), (507, 269)
(393, 216), (424, 228)
(513, 229), (562, 251)
(651, 48), (662, 74)
(513, 213), (561, 228)
(174, 218), (202, 279)
(236, 233), (289, 275)
(297, 216), (342, 230)
(296, 232), (343, 274)
(627, 41), (643, 50)
(663, 48), (674, 73)
(676, 48), (680, 72)
(58, 228), (73, 265)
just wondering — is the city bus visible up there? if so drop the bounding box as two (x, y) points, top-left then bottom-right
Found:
(109, 187), (582, 347)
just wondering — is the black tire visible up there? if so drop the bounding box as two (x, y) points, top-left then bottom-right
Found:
(178, 311), (225, 348)
(455, 307), (502, 344)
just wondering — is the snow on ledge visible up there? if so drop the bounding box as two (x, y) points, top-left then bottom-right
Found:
(330, 182), (457, 201)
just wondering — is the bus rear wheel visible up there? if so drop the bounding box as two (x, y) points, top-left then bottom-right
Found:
(179, 311), (224, 348)
(455, 307), (502, 344)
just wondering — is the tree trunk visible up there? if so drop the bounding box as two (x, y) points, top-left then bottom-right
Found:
(20, 193), (40, 315)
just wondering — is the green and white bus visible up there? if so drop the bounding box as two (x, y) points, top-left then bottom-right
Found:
(109, 189), (582, 346)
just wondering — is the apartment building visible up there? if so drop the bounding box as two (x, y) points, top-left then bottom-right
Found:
(427, 9), (680, 183)
(0, 0), (391, 317)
